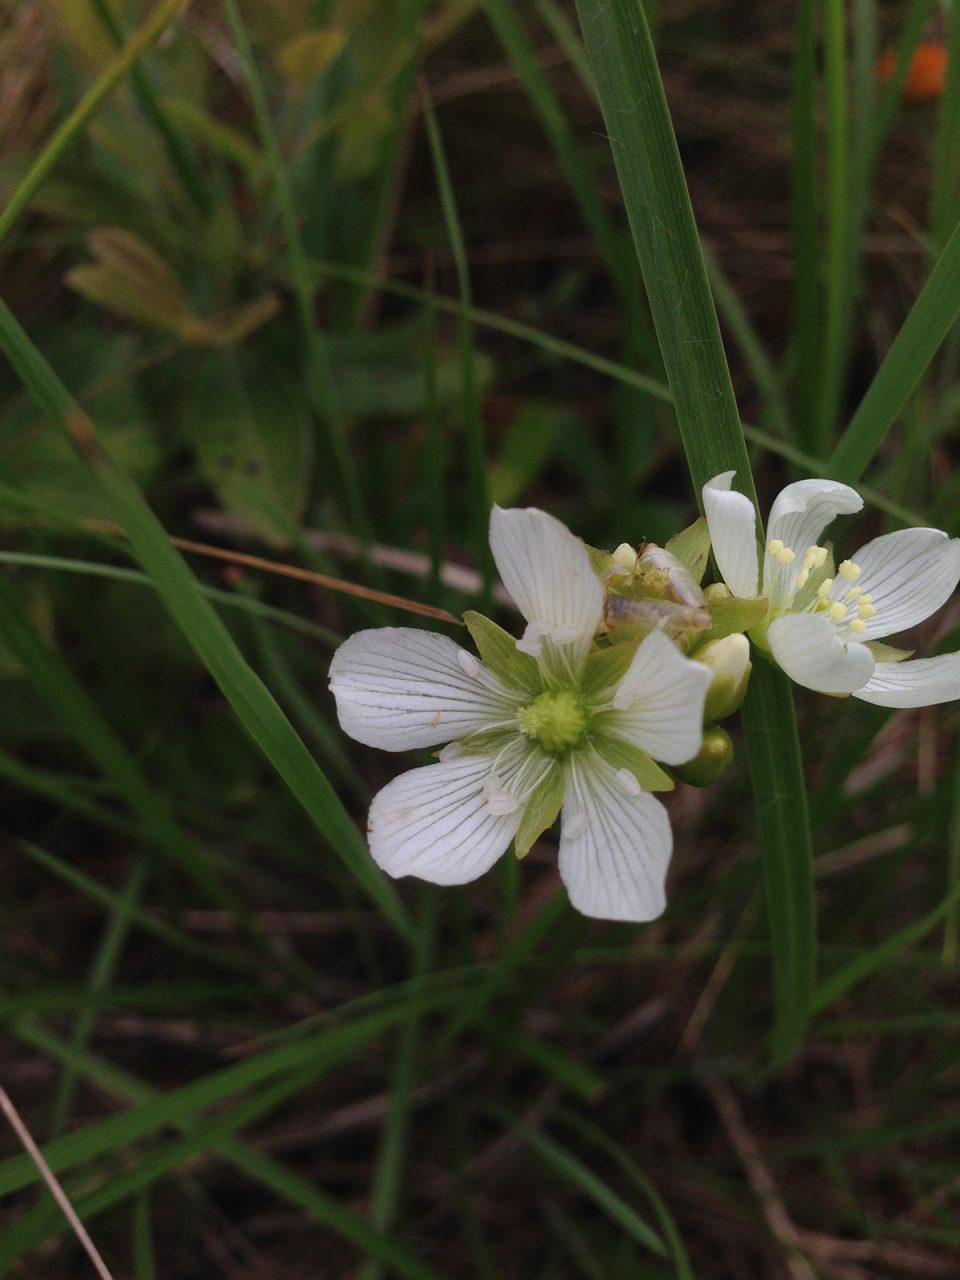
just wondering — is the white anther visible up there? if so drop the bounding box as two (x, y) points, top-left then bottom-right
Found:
(828, 602), (846, 622)
(439, 742), (463, 762)
(839, 560), (861, 582)
(564, 811), (588, 840)
(849, 619), (866, 634)
(457, 650), (481, 677)
(550, 626), (579, 646)
(516, 621), (548, 657)
(615, 768), (642, 797)
(486, 792), (520, 817)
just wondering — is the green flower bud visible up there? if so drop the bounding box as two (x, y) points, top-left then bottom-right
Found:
(672, 727), (734, 786)
(698, 633), (752, 721)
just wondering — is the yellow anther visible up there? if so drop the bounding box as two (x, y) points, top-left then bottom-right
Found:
(828, 602), (847, 621)
(803, 545), (828, 569)
(839, 560), (861, 582)
(858, 593), (873, 605)
(857, 602), (877, 620)
(849, 618), (866, 634)
(796, 568), (810, 589)
(778, 547), (796, 565)
(844, 585), (862, 601)
(817, 578), (834, 599)
(767, 538), (784, 555)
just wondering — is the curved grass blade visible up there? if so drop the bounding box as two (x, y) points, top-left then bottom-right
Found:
(827, 218), (960, 483)
(575, 0), (815, 1060)
(0, 298), (409, 937)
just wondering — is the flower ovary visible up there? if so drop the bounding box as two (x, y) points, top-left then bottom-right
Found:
(518, 690), (588, 754)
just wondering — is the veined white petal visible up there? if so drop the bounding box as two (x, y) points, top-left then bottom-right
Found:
(764, 478), (862, 608)
(767, 611), (875, 694)
(702, 471), (760, 599)
(329, 628), (516, 751)
(849, 528), (960, 640)
(368, 754), (521, 885)
(558, 755), (672, 922)
(603, 629), (711, 765)
(489, 506), (603, 673)
(854, 653), (960, 708)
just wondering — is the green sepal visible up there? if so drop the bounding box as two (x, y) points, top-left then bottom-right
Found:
(671, 727), (734, 786)
(690, 595), (768, 652)
(665, 516), (711, 584)
(866, 640), (914, 663)
(591, 733), (674, 792)
(463, 610), (541, 693)
(453, 727), (517, 757)
(586, 543), (618, 579)
(515, 761), (564, 857)
(579, 636), (643, 699)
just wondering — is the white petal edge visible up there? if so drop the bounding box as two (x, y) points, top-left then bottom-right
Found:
(767, 611), (876, 694)
(764, 478), (863, 609)
(702, 472), (760, 599)
(558, 755), (672, 922)
(489, 506), (603, 671)
(368, 754), (521, 885)
(849, 528), (960, 641)
(603, 629), (712, 765)
(329, 628), (517, 751)
(854, 653), (960, 708)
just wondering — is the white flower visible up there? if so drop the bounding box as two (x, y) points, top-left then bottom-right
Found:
(329, 506), (712, 922)
(702, 471), (960, 706)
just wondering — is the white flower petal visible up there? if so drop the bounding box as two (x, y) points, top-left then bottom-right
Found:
(368, 754), (521, 885)
(558, 755), (672, 922)
(329, 628), (516, 751)
(603, 629), (711, 765)
(489, 506), (603, 672)
(764, 478), (863, 608)
(850, 528), (960, 640)
(702, 471), (760, 599)
(854, 653), (960, 708)
(767, 611), (875, 694)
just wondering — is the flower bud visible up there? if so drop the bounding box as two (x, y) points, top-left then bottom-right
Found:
(703, 582), (731, 604)
(697, 633), (752, 721)
(672, 727), (734, 786)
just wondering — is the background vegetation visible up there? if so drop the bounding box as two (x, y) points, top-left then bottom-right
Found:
(1, 0), (959, 1275)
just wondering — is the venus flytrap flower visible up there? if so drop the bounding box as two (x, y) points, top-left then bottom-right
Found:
(329, 506), (712, 922)
(702, 471), (960, 706)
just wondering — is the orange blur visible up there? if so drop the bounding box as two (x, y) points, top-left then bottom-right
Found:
(876, 42), (948, 102)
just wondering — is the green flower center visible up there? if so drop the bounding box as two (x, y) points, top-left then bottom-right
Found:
(518, 690), (588, 754)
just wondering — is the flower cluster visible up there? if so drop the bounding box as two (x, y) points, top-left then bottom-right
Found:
(329, 480), (960, 922)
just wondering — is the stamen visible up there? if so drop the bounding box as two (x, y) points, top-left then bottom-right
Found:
(439, 742), (463, 762)
(612, 543), (638, 572)
(457, 650), (481, 678)
(858, 593), (873, 605)
(516, 621), (548, 657)
(849, 619), (866, 634)
(615, 768), (642, 797)
(844, 585), (862, 601)
(564, 810), (588, 840)
(486, 792), (520, 816)
(767, 538), (784, 555)
(817, 578), (835, 599)
(827, 602), (846, 622)
(550, 626), (579, 646)
(796, 568), (810, 589)
(857, 602), (876, 620)
(839, 560), (861, 582)
(778, 547), (796, 564)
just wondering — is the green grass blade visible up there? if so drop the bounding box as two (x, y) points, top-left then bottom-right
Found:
(0, 0), (191, 246)
(575, 0), (815, 1058)
(421, 88), (492, 599)
(0, 298), (409, 936)
(826, 218), (960, 483)
(791, 0), (819, 446)
(221, 0), (373, 551)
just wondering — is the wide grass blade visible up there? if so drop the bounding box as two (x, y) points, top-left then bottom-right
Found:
(826, 219), (960, 483)
(0, 298), (409, 936)
(575, 0), (816, 1059)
